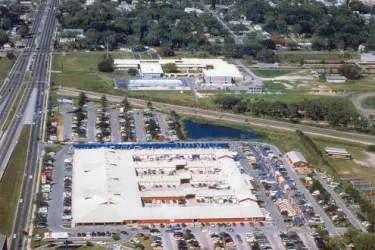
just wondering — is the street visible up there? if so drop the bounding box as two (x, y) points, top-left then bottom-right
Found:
(110, 105), (121, 143)
(87, 102), (96, 142)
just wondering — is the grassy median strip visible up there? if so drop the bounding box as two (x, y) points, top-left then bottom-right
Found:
(2, 84), (27, 132)
(0, 125), (31, 235)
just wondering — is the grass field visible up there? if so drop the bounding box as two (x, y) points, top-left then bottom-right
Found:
(324, 77), (375, 92)
(276, 51), (358, 62)
(0, 58), (13, 87)
(250, 69), (295, 78)
(52, 52), (133, 72)
(0, 125), (30, 236)
(263, 81), (287, 93)
(51, 72), (114, 92)
(362, 96), (375, 109)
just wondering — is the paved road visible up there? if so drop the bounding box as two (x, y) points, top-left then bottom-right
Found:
(110, 105), (121, 143)
(148, 49), (160, 59)
(315, 175), (366, 232)
(87, 102), (96, 142)
(235, 60), (263, 85)
(57, 88), (375, 145)
(133, 52), (141, 60)
(152, 111), (168, 140)
(9, 0), (59, 248)
(63, 103), (72, 141)
(47, 146), (70, 230)
(349, 91), (375, 117)
(134, 109), (146, 142)
(281, 152), (338, 235)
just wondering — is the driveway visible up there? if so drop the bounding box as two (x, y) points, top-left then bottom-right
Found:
(349, 91), (375, 117)
(87, 102), (96, 142)
(110, 105), (121, 143)
(134, 109), (146, 142)
(63, 103), (72, 141)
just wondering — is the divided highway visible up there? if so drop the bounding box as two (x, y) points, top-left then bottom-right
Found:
(0, 0), (59, 249)
(58, 88), (375, 145)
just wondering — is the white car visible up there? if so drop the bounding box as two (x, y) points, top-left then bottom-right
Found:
(13, 234), (17, 238)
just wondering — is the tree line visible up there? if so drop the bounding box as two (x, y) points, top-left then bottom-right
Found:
(227, 0), (375, 51)
(213, 95), (373, 133)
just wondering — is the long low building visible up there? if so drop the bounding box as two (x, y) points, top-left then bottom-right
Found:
(113, 58), (245, 88)
(72, 146), (264, 226)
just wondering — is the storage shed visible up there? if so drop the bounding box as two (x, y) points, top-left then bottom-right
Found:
(286, 151), (309, 167)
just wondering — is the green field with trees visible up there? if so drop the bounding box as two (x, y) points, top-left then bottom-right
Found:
(0, 126), (30, 236)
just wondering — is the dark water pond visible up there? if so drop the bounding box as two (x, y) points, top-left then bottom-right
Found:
(183, 120), (261, 140)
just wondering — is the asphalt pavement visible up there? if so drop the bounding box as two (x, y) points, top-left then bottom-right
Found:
(315, 175), (366, 232)
(56, 88), (375, 145)
(235, 60), (263, 85)
(110, 105), (121, 143)
(152, 111), (168, 140)
(63, 103), (72, 141)
(134, 109), (146, 142)
(87, 102), (96, 142)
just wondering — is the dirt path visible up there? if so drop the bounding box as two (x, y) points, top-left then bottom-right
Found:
(349, 92), (375, 117)
(262, 75), (314, 81)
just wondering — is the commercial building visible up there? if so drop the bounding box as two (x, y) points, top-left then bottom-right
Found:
(139, 63), (164, 78)
(286, 151), (309, 167)
(113, 58), (244, 88)
(359, 53), (375, 64)
(72, 143), (264, 226)
(325, 74), (347, 83)
(350, 180), (373, 193)
(324, 147), (351, 159)
(126, 79), (189, 90)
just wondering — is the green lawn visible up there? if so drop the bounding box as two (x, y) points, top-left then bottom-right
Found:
(52, 51), (133, 72)
(250, 69), (294, 78)
(362, 96), (375, 109)
(0, 58), (13, 87)
(0, 125), (31, 236)
(263, 81), (287, 93)
(276, 51), (358, 62)
(51, 72), (114, 92)
(324, 77), (375, 92)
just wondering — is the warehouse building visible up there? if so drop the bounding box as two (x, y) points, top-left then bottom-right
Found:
(113, 58), (244, 87)
(72, 145), (264, 226)
(325, 147), (351, 159)
(325, 74), (347, 83)
(286, 151), (309, 167)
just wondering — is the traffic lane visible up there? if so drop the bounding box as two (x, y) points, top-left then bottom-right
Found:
(87, 102), (96, 142)
(281, 157), (338, 235)
(134, 109), (146, 142)
(298, 232), (318, 250)
(314, 175), (366, 231)
(63, 103), (72, 141)
(110, 106), (121, 143)
(56, 88), (375, 145)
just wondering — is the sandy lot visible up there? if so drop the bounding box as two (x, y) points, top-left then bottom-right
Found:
(354, 152), (375, 168)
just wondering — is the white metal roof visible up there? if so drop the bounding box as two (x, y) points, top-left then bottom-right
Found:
(139, 63), (164, 74)
(286, 151), (308, 164)
(72, 148), (263, 224)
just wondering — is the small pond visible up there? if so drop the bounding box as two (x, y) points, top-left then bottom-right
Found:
(183, 120), (261, 140)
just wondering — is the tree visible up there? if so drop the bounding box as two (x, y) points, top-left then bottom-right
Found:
(211, 0), (216, 10)
(78, 92), (88, 107)
(98, 55), (114, 72)
(122, 97), (131, 112)
(147, 100), (153, 110)
(6, 52), (16, 60)
(128, 68), (138, 76)
(0, 29), (8, 46)
(255, 49), (275, 63)
(160, 47), (175, 57)
(18, 24), (29, 38)
(354, 233), (375, 250)
(286, 41), (299, 51)
(162, 63), (178, 73)
(101, 94), (107, 107)
(338, 64), (361, 80)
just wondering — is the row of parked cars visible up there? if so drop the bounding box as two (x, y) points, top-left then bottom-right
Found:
(119, 109), (137, 142)
(95, 107), (112, 142)
(245, 229), (272, 250)
(279, 231), (308, 250)
(173, 230), (200, 250)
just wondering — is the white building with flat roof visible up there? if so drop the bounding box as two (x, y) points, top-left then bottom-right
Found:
(72, 147), (264, 226)
(359, 53), (375, 64)
(113, 58), (244, 87)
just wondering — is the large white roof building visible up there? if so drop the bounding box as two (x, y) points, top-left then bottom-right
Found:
(113, 58), (244, 87)
(72, 147), (264, 226)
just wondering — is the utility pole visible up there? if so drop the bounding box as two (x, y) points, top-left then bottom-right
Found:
(106, 37), (109, 59)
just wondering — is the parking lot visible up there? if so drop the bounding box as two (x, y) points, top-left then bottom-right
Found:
(37, 141), (325, 250)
